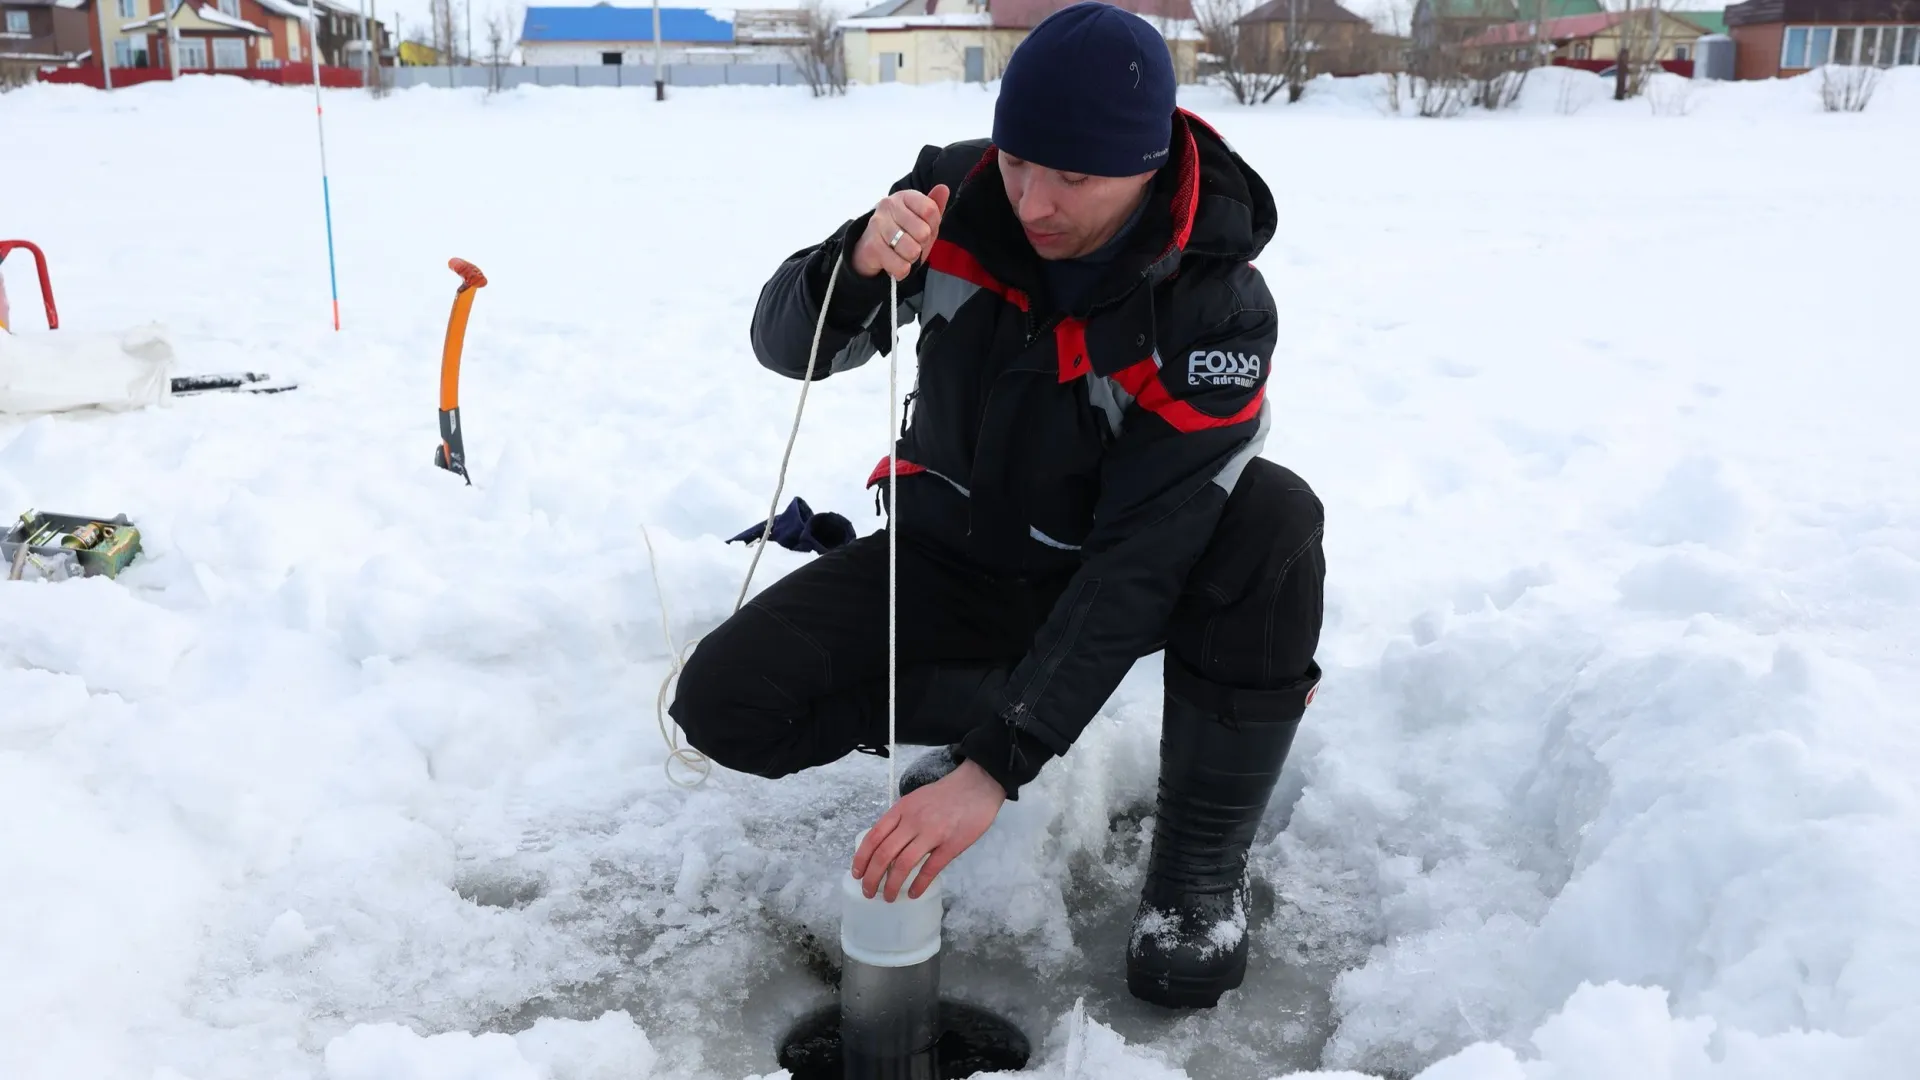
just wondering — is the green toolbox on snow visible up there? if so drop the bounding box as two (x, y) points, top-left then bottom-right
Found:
(3, 510), (142, 580)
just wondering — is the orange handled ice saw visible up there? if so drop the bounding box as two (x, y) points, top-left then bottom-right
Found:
(434, 257), (487, 484)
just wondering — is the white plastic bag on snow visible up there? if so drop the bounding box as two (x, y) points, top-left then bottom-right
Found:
(0, 324), (176, 415)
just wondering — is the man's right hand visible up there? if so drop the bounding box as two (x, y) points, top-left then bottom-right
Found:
(851, 184), (951, 281)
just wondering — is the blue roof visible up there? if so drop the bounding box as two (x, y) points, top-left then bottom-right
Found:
(520, 6), (735, 43)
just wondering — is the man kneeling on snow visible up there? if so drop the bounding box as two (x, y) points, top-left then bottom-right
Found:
(670, 1), (1325, 1010)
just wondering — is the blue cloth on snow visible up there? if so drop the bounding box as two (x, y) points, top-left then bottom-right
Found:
(727, 497), (855, 555)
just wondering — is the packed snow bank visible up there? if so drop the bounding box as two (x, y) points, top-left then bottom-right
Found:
(323, 1012), (658, 1080)
(3, 69), (1919, 1080)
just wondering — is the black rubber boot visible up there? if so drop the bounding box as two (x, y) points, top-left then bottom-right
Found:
(890, 663), (1012, 796)
(1126, 654), (1319, 1009)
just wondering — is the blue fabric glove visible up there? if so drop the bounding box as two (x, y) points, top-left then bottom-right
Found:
(727, 497), (855, 555)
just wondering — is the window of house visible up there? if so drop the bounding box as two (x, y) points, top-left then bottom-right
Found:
(1900, 27), (1920, 65)
(177, 37), (207, 67)
(4, 11), (30, 33)
(1782, 26), (1809, 67)
(213, 36), (246, 67)
(1809, 26), (1833, 65)
(1573, 41), (1590, 59)
(1853, 26), (1877, 64)
(118, 0), (136, 18)
(1874, 25), (1897, 65)
(216, 0), (238, 15)
(601, 50), (621, 64)
(113, 38), (132, 66)
(1832, 26), (1856, 64)
(1674, 44), (1690, 60)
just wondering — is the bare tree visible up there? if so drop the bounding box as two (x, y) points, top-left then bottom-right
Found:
(0, 66), (31, 92)
(1612, 0), (1674, 100)
(430, 0), (458, 64)
(1820, 62), (1880, 111)
(1471, 58), (1528, 109)
(1375, 0), (1411, 114)
(1819, 0), (1900, 111)
(483, 4), (518, 93)
(1382, 0), (1529, 117)
(786, 0), (846, 97)
(1194, 0), (1290, 103)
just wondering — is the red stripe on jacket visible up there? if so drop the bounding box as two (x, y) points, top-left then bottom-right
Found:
(1055, 318), (1091, 383)
(928, 239), (1030, 312)
(1110, 357), (1265, 434)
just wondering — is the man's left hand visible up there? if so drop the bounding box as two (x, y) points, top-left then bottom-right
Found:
(851, 759), (1006, 902)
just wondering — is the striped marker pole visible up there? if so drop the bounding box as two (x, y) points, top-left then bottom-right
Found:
(307, 8), (341, 331)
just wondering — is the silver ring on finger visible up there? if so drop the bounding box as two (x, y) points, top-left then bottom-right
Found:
(888, 226), (905, 249)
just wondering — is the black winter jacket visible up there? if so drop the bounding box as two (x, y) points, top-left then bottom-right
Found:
(750, 109), (1280, 798)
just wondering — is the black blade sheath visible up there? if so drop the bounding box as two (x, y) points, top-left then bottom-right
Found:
(436, 407), (470, 484)
(170, 372), (299, 396)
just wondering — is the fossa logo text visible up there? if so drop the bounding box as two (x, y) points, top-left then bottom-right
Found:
(1188, 350), (1261, 388)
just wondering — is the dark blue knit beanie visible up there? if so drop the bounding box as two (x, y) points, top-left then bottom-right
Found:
(992, 1), (1177, 178)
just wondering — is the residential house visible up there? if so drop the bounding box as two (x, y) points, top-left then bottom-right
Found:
(836, 0), (995, 84)
(1234, 0), (1384, 76)
(1, 0), (91, 67)
(518, 5), (790, 67)
(309, 0), (388, 68)
(1674, 7), (1729, 35)
(1411, 0), (1510, 50)
(1411, 0), (1604, 50)
(837, 0), (1199, 86)
(731, 6), (809, 50)
(84, 0), (159, 71)
(1723, 0), (1919, 78)
(106, 0), (315, 74)
(1462, 9), (1712, 64)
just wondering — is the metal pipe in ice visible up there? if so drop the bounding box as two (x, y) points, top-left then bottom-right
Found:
(840, 829), (943, 1079)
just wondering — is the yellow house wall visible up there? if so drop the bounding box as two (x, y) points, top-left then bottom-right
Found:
(1559, 13), (1707, 62)
(848, 25), (1197, 84)
(842, 26), (871, 83)
(861, 28), (986, 84)
(98, 0), (157, 66)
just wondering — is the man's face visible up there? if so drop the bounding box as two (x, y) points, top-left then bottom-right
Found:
(998, 152), (1157, 261)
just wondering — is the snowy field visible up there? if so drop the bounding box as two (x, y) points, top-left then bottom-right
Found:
(4, 67), (1919, 1080)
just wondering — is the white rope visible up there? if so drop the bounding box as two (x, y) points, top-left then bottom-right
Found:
(646, 251), (904, 805)
(887, 272), (900, 806)
(642, 521), (710, 788)
(644, 254), (845, 789)
(734, 253), (846, 613)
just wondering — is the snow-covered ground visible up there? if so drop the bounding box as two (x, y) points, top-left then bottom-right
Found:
(3, 67), (1918, 1080)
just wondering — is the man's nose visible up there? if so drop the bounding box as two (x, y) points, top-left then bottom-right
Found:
(1017, 187), (1054, 223)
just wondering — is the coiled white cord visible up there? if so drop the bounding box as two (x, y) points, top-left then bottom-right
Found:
(647, 253), (902, 805)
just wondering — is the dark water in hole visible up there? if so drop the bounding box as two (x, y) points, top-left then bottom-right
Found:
(777, 1000), (1032, 1080)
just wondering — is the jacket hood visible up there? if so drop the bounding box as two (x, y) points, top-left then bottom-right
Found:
(1173, 110), (1278, 266)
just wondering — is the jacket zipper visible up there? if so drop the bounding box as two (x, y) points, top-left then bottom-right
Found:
(1024, 309), (1062, 348)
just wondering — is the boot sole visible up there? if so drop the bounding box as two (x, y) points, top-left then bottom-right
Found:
(1125, 954), (1248, 1010)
